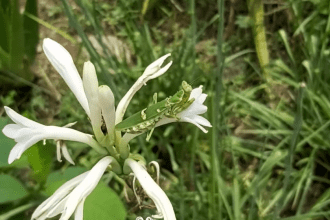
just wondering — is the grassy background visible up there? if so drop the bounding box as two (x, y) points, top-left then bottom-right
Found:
(1, 0), (330, 219)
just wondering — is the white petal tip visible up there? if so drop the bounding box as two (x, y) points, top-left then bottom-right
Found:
(8, 155), (17, 164)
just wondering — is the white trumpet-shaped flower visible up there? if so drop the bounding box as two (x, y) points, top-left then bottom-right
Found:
(124, 159), (176, 220)
(2, 106), (107, 164)
(32, 156), (118, 220)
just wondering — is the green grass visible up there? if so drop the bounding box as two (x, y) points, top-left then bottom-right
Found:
(2, 0), (330, 219)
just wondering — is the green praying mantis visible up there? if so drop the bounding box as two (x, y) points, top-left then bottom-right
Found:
(115, 81), (194, 135)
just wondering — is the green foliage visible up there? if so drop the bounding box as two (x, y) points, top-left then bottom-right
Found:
(0, 0), (38, 85)
(0, 117), (15, 167)
(26, 142), (53, 184)
(44, 167), (88, 195)
(84, 183), (126, 220)
(3, 0), (330, 219)
(0, 117), (29, 168)
(0, 175), (28, 203)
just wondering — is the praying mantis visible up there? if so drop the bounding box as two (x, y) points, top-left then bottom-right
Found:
(115, 81), (194, 135)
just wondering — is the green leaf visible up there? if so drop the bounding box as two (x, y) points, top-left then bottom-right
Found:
(0, 3), (9, 54)
(0, 117), (15, 167)
(26, 141), (53, 184)
(0, 117), (29, 168)
(84, 183), (126, 220)
(9, 0), (24, 76)
(23, 0), (39, 62)
(44, 167), (87, 196)
(0, 174), (28, 203)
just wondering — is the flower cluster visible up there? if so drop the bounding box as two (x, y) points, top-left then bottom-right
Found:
(2, 38), (211, 220)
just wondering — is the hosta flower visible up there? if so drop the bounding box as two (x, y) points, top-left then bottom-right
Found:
(2, 106), (106, 164)
(31, 156), (119, 220)
(124, 159), (176, 220)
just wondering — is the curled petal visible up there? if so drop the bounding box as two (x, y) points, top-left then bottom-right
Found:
(143, 54), (172, 80)
(61, 144), (75, 165)
(4, 106), (42, 129)
(125, 158), (176, 220)
(116, 54), (172, 124)
(180, 117), (208, 133)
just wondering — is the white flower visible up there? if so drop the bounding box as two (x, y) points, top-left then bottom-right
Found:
(115, 54), (172, 124)
(43, 38), (90, 117)
(2, 106), (107, 164)
(156, 86), (212, 133)
(32, 156), (119, 220)
(124, 159), (176, 220)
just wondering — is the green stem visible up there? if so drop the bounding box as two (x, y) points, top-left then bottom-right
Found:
(0, 203), (37, 220)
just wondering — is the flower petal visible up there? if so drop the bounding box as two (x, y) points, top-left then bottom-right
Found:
(4, 106), (43, 129)
(83, 61), (103, 142)
(197, 93), (207, 104)
(43, 38), (90, 116)
(60, 156), (114, 219)
(8, 135), (42, 164)
(190, 115), (212, 127)
(98, 85), (116, 138)
(180, 117), (208, 133)
(74, 198), (85, 220)
(143, 54), (172, 80)
(179, 102), (207, 117)
(32, 172), (89, 220)
(7, 122), (107, 164)
(2, 124), (24, 139)
(189, 86), (203, 99)
(116, 54), (172, 124)
(61, 143), (75, 165)
(125, 159), (176, 220)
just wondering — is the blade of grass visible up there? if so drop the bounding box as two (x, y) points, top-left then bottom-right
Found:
(279, 83), (305, 214)
(23, 11), (76, 44)
(210, 0), (226, 218)
(9, 0), (26, 79)
(23, 0), (39, 62)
